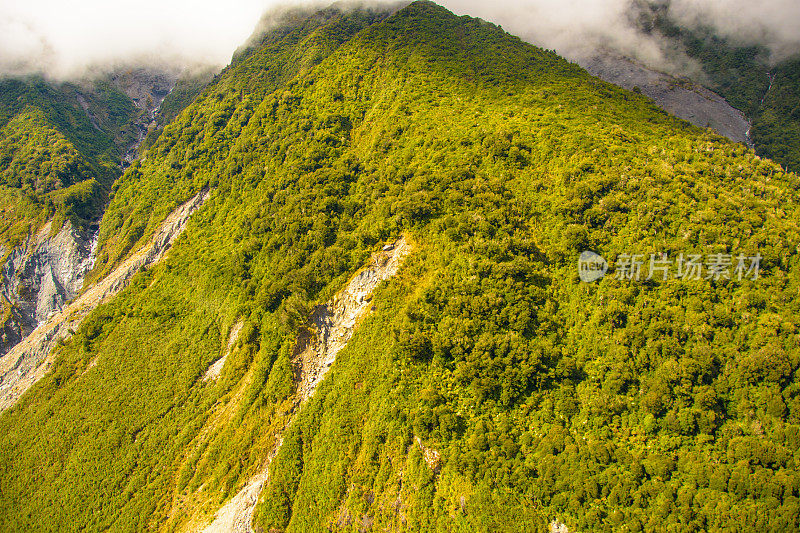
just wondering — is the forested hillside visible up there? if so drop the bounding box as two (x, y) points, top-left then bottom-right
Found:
(0, 68), (193, 248)
(0, 106), (109, 242)
(0, 76), (136, 170)
(1, 2), (799, 532)
(140, 67), (217, 152)
(0, 78), (128, 246)
(0, 76), (141, 356)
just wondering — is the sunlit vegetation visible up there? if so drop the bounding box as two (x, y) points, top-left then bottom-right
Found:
(0, 108), (106, 245)
(0, 75), (137, 246)
(140, 67), (218, 153)
(0, 2), (799, 532)
(0, 76), (135, 171)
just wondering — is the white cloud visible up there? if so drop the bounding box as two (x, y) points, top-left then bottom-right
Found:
(0, 0), (300, 78)
(668, 0), (800, 62)
(438, 0), (685, 68)
(437, 0), (799, 72)
(0, 0), (798, 80)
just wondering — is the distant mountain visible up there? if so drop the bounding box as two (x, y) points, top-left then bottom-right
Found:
(0, 67), (201, 359)
(645, 1), (799, 171)
(576, 1), (799, 173)
(580, 53), (752, 145)
(1, 2), (799, 532)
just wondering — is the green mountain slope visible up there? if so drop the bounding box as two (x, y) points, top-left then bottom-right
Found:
(140, 67), (217, 153)
(0, 76), (135, 170)
(0, 76), (133, 247)
(0, 68), (193, 248)
(750, 58), (800, 172)
(0, 107), (105, 246)
(1, 2), (800, 532)
(651, 8), (800, 172)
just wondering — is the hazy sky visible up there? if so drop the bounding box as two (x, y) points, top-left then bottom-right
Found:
(1, 0), (798, 79)
(0, 0), (281, 77)
(438, 0), (800, 69)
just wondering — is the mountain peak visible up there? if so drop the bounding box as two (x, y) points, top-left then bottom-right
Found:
(0, 2), (799, 532)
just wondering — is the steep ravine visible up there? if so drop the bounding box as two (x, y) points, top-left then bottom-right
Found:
(0, 69), (181, 358)
(0, 222), (98, 358)
(0, 189), (210, 412)
(760, 72), (775, 108)
(198, 237), (412, 533)
(581, 54), (752, 145)
(111, 68), (179, 167)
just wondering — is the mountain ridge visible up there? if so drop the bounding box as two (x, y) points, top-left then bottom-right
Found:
(0, 2), (798, 531)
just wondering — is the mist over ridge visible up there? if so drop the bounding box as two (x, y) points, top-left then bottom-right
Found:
(1, 0), (798, 81)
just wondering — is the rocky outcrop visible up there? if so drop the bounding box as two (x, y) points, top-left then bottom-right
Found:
(203, 320), (244, 382)
(581, 54), (752, 146)
(0, 221), (97, 358)
(108, 67), (180, 166)
(0, 189), (210, 412)
(199, 437), (283, 533)
(414, 436), (442, 473)
(293, 236), (412, 403)
(199, 237), (412, 533)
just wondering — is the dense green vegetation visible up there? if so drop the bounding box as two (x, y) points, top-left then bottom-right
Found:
(750, 58), (800, 172)
(653, 10), (800, 172)
(0, 76), (135, 170)
(0, 107), (96, 193)
(1, 2), (799, 532)
(88, 4), (391, 283)
(0, 107), (106, 246)
(140, 67), (217, 153)
(0, 75), (139, 247)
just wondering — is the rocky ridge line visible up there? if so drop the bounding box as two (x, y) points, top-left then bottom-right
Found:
(199, 236), (412, 533)
(0, 189), (210, 412)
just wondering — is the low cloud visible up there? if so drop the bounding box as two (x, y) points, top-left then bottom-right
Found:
(0, 0), (302, 79)
(438, 0), (799, 72)
(1, 0), (798, 80)
(667, 0), (800, 62)
(438, 0), (700, 73)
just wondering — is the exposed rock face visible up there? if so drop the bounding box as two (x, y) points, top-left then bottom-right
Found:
(199, 237), (412, 533)
(109, 67), (180, 166)
(203, 320), (244, 382)
(0, 189), (210, 412)
(293, 236), (413, 403)
(199, 437), (283, 533)
(0, 221), (97, 358)
(580, 54), (752, 146)
(415, 436), (442, 473)
(0, 309), (23, 359)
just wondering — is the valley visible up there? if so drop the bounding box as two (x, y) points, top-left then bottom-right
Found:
(0, 2), (798, 532)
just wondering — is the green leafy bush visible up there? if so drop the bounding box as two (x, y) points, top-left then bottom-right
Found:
(1, 2), (799, 532)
